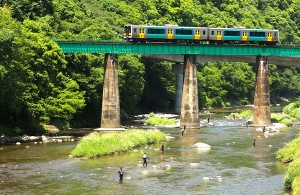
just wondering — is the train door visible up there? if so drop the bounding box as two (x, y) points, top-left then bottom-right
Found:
(133, 28), (138, 38)
(194, 29), (200, 40)
(138, 28), (146, 39)
(242, 31), (248, 41)
(167, 28), (174, 39)
(216, 30), (222, 40)
(267, 32), (272, 41)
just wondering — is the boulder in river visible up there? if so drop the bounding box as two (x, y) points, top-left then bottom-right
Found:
(193, 142), (211, 150)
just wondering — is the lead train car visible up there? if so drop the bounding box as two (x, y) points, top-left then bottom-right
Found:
(124, 25), (208, 43)
(124, 25), (279, 45)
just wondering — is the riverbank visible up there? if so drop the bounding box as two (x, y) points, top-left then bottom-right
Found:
(276, 135), (300, 194)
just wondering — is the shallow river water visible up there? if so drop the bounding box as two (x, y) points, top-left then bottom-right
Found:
(0, 119), (299, 195)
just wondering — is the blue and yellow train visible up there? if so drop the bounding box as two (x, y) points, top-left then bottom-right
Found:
(124, 25), (279, 45)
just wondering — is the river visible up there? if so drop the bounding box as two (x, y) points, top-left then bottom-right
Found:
(0, 112), (299, 195)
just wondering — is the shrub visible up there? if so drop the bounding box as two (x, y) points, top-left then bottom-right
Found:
(281, 118), (293, 127)
(271, 113), (290, 122)
(283, 103), (297, 114)
(284, 160), (300, 189)
(240, 110), (253, 118)
(228, 110), (252, 119)
(149, 112), (155, 117)
(295, 111), (300, 120)
(145, 117), (177, 126)
(292, 176), (300, 195)
(277, 137), (300, 163)
(290, 108), (300, 117)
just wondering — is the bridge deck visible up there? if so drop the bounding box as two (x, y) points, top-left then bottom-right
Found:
(56, 40), (300, 57)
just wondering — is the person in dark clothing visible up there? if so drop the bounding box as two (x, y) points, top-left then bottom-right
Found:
(181, 125), (186, 137)
(160, 143), (165, 152)
(143, 153), (148, 167)
(253, 138), (256, 147)
(118, 167), (125, 182)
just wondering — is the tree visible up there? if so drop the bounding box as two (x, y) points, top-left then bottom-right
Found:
(119, 55), (145, 114)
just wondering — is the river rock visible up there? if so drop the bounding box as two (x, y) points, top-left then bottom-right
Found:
(43, 125), (60, 135)
(162, 164), (171, 170)
(141, 170), (149, 175)
(190, 163), (200, 167)
(193, 142), (211, 149)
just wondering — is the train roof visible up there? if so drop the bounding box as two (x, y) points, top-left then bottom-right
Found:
(209, 27), (279, 31)
(126, 25), (207, 29)
(125, 25), (278, 31)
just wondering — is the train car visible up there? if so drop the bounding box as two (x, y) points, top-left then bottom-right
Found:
(124, 25), (208, 43)
(208, 27), (279, 45)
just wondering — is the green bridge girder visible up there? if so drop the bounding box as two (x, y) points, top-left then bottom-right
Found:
(56, 40), (300, 57)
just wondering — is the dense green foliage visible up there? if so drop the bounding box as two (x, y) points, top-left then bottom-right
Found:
(277, 136), (300, 192)
(1, 0), (300, 133)
(71, 129), (166, 158)
(273, 100), (300, 126)
(283, 100), (300, 120)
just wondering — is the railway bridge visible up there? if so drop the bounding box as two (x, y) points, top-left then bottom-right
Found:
(56, 40), (300, 129)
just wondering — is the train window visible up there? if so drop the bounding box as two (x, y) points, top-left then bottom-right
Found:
(211, 31), (214, 35)
(134, 29), (137, 33)
(148, 28), (165, 34)
(176, 29), (193, 35)
(250, 32), (265, 37)
(203, 30), (206, 35)
(274, 33), (277, 37)
(224, 31), (240, 36)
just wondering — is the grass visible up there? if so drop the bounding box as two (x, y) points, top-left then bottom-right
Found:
(145, 117), (177, 126)
(71, 129), (166, 158)
(292, 176), (300, 195)
(276, 135), (300, 193)
(228, 110), (252, 119)
(276, 137), (300, 163)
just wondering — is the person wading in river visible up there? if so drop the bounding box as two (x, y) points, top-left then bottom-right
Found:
(160, 143), (165, 152)
(143, 153), (148, 167)
(118, 167), (125, 182)
(181, 125), (186, 137)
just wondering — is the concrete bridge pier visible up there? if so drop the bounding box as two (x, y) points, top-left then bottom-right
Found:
(172, 63), (183, 114)
(253, 56), (271, 126)
(99, 53), (121, 129)
(180, 55), (200, 128)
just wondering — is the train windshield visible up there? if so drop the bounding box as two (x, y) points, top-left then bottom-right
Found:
(124, 26), (131, 33)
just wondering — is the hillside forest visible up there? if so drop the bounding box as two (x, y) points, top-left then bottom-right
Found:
(0, 0), (300, 134)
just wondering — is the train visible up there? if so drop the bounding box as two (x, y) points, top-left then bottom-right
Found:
(123, 25), (279, 45)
